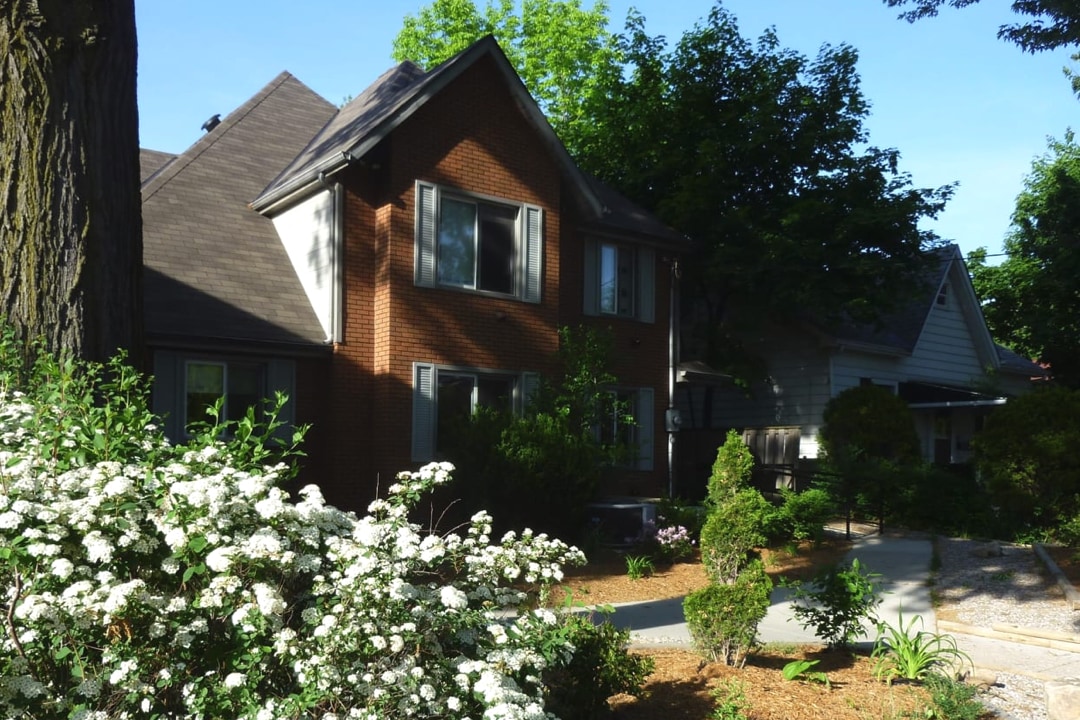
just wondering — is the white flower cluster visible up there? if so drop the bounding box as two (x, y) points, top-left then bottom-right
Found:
(0, 387), (585, 719)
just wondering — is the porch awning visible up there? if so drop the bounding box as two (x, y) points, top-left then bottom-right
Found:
(899, 381), (1007, 409)
(676, 360), (733, 385)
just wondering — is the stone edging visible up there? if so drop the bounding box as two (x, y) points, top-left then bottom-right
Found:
(1034, 543), (1080, 610)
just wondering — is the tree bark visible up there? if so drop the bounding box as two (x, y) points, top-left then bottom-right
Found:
(0, 0), (142, 362)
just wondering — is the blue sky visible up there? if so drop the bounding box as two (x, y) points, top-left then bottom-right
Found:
(136, 0), (1078, 260)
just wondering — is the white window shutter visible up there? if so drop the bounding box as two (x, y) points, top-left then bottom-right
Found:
(415, 182), (437, 287)
(636, 387), (654, 471)
(412, 363), (436, 461)
(523, 204), (543, 303)
(637, 246), (655, 323)
(583, 237), (598, 315)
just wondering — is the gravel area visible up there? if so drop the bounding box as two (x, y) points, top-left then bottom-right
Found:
(934, 535), (1079, 720)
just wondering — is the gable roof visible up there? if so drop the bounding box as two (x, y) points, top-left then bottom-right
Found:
(142, 72), (337, 350)
(249, 36), (686, 248)
(826, 244), (1042, 378)
(827, 245), (955, 355)
(254, 37), (594, 215)
(139, 148), (177, 184)
(142, 38), (689, 351)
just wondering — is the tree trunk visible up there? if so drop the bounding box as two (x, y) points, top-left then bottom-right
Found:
(0, 0), (142, 362)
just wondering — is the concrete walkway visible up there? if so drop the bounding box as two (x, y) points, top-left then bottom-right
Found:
(608, 530), (935, 650)
(605, 529), (1080, 680)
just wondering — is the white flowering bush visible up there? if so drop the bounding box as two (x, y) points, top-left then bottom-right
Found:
(0, 334), (608, 719)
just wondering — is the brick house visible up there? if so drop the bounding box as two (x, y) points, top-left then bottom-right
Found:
(141, 36), (688, 512)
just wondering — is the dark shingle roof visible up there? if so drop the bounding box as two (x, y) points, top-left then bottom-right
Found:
(829, 245), (954, 354)
(140, 149), (177, 184)
(826, 244), (1043, 378)
(587, 177), (689, 248)
(142, 72), (337, 349)
(255, 62), (428, 209)
(253, 37), (594, 215)
(252, 36), (686, 250)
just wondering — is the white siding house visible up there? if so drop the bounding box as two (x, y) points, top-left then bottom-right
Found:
(676, 245), (1043, 484)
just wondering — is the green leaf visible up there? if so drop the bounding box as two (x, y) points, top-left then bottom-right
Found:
(187, 535), (208, 553)
(182, 563), (205, 583)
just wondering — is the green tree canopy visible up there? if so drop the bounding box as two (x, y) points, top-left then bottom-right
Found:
(884, 0), (1080, 53)
(393, 2), (952, 379)
(392, 0), (619, 155)
(575, 7), (951, 373)
(969, 131), (1080, 387)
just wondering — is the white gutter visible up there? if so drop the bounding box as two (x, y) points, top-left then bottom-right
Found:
(907, 399), (1008, 409)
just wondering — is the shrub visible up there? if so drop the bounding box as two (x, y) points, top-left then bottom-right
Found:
(890, 463), (999, 537)
(684, 560), (772, 667)
(923, 672), (986, 720)
(656, 495), (707, 539)
(0, 337), (609, 719)
(787, 557), (883, 649)
(653, 524), (696, 563)
(438, 326), (629, 541)
(973, 385), (1080, 531)
(709, 679), (750, 720)
(774, 487), (836, 545)
(708, 429), (755, 504)
(699, 488), (771, 583)
(543, 613), (655, 720)
(819, 386), (920, 528)
(819, 385), (920, 466)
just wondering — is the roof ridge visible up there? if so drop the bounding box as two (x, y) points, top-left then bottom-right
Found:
(141, 71), (307, 202)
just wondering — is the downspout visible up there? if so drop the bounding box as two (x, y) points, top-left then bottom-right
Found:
(667, 257), (680, 498)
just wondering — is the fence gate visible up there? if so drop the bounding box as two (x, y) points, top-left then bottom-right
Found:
(741, 426), (801, 491)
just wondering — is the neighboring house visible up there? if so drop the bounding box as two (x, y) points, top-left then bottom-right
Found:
(141, 36), (687, 511)
(675, 244), (1042, 490)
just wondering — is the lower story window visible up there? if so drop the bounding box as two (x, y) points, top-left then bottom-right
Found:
(184, 360), (265, 431)
(597, 387), (655, 471)
(436, 372), (515, 454)
(412, 363), (537, 462)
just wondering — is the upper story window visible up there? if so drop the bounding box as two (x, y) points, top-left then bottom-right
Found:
(600, 242), (636, 316)
(936, 282), (949, 306)
(584, 237), (654, 322)
(415, 181), (543, 303)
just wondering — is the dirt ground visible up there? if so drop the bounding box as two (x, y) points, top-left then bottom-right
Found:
(551, 540), (994, 720)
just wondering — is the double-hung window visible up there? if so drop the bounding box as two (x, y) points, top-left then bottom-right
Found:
(595, 386), (654, 471)
(151, 352), (296, 442)
(599, 243), (636, 316)
(412, 363), (539, 461)
(415, 181), (543, 302)
(584, 238), (654, 322)
(184, 360), (264, 430)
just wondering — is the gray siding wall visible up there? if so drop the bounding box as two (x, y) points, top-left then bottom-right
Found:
(700, 328), (831, 459)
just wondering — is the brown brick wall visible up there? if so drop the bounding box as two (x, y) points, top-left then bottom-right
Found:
(318, 54), (676, 509)
(560, 233), (676, 498)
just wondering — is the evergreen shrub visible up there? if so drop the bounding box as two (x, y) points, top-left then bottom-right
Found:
(683, 560), (772, 667)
